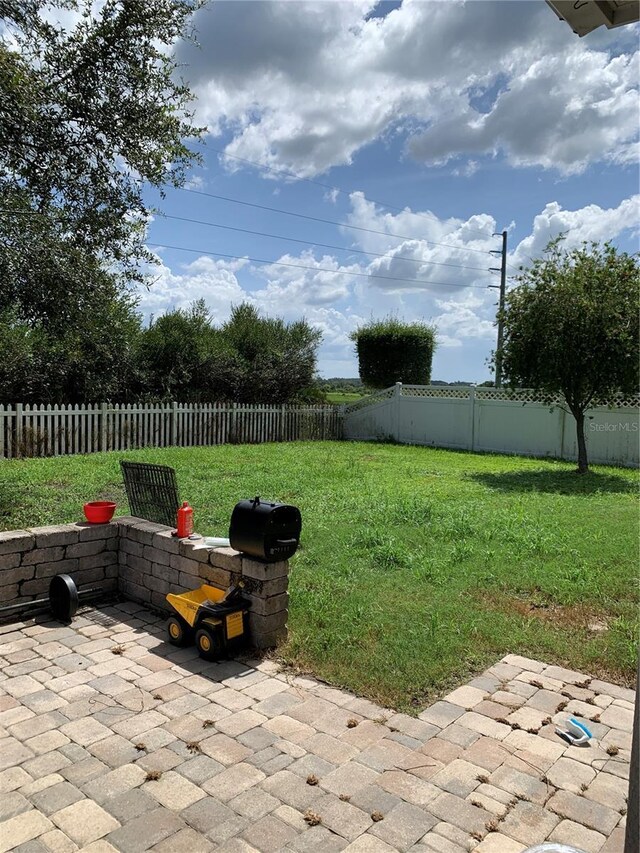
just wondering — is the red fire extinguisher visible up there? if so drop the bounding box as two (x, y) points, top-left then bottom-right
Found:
(176, 501), (194, 538)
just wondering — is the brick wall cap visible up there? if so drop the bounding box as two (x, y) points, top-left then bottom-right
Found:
(114, 515), (142, 526)
(132, 519), (173, 534)
(0, 529), (32, 541)
(72, 520), (118, 531)
(116, 516), (173, 533)
(29, 523), (79, 540)
(212, 546), (242, 558)
(0, 530), (35, 555)
(71, 521), (118, 542)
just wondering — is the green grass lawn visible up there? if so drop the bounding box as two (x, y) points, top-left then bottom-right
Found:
(1, 442), (637, 711)
(325, 391), (364, 404)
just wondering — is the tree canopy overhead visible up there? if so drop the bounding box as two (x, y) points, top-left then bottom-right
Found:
(499, 239), (639, 473)
(1, 0), (204, 398)
(1, 0), (203, 282)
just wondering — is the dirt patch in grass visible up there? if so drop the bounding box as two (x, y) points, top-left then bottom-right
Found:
(97, 490), (123, 503)
(44, 480), (70, 489)
(477, 589), (635, 687)
(477, 589), (610, 631)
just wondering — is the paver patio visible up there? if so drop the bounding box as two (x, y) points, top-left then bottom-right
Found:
(0, 602), (632, 852)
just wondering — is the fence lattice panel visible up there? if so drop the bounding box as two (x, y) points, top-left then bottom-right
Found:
(347, 384), (640, 410)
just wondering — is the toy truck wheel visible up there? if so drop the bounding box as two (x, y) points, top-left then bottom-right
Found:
(195, 625), (221, 661)
(167, 616), (192, 647)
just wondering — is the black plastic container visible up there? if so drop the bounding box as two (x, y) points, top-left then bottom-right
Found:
(229, 496), (301, 562)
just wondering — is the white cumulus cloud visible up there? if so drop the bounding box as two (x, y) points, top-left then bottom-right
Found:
(139, 254), (250, 320)
(175, 0), (638, 177)
(511, 195), (640, 269)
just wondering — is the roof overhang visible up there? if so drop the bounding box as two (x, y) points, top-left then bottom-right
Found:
(546, 1), (640, 36)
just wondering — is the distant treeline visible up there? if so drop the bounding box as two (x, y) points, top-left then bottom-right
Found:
(317, 378), (493, 391)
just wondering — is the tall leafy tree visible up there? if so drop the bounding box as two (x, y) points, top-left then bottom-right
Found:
(0, 0), (203, 399)
(221, 303), (322, 403)
(137, 300), (235, 401)
(1, 0), (203, 280)
(0, 273), (142, 402)
(138, 301), (323, 404)
(499, 240), (639, 473)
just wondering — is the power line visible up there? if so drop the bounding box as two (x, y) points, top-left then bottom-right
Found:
(147, 242), (491, 290)
(0, 206), (496, 281)
(199, 141), (498, 242)
(157, 212), (492, 274)
(173, 187), (494, 257)
(0, 206), (512, 288)
(0, 204), (504, 271)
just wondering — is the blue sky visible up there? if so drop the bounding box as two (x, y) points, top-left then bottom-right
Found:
(140, 0), (639, 382)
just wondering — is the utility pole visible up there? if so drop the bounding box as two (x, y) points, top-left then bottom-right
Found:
(489, 230), (508, 388)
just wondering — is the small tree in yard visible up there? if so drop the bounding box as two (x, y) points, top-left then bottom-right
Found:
(350, 318), (437, 389)
(499, 240), (639, 474)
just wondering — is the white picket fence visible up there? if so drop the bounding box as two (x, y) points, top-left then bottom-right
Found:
(0, 401), (343, 458)
(343, 384), (640, 467)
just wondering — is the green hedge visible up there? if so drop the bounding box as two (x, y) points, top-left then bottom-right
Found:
(350, 318), (436, 388)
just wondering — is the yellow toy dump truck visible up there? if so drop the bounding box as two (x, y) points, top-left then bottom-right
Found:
(166, 583), (250, 661)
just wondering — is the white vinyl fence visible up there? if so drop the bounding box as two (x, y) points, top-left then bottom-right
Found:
(0, 401), (343, 459)
(343, 384), (640, 467)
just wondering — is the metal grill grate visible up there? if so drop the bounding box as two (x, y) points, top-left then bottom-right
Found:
(120, 461), (180, 527)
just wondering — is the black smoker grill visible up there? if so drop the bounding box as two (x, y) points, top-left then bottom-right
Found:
(229, 496), (301, 562)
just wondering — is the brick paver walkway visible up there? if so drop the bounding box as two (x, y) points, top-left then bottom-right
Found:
(0, 602), (633, 852)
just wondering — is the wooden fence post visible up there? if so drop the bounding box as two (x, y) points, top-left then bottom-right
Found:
(171, 402), (178, 447)
(230, 402), (237, 444)
(15, 403), (23, 458)
(100, 402), (108, 452)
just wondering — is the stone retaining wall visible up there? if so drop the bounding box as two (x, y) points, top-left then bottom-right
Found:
(116, 517), (288, 649)
(0, 523), (118, 611)
(0, 517), (289, 648)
